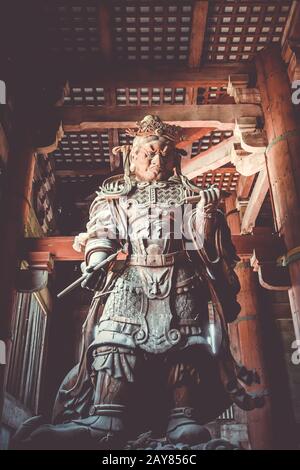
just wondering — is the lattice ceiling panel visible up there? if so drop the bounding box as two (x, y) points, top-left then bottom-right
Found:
(65, 85), (231, 106)
(191, 130), (234, 157)
(204, 0), (292, 63)
(195, 167), (240, 191)
(45, 2), (100, 56)
(197, 85), (229, 104)
(52, 132), (111, 169)
(116, 87), (186, 105)
(118, 130), (134, 147)
(112, 1), (193, 63)
(57, 174), (96, 185)
(64, 86), (106, 105)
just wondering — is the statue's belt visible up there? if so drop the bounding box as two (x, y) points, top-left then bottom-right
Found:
(126, 251), (187, 267)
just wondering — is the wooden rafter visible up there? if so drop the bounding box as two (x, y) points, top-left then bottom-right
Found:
(62, 104), (262, 132)
(281, 0), (300, 49)
(184, 87), (197, 105)
(68, 64), (251, 89)
(98, 1), (112, 61)
(183, 88), (198, 156)
(182, 135), (236, 179)
(177, 127), (214, 150)
(55, 168), (109, 177)
(189, 1), (209, 69)
(241, 168), (269, 234)
(21, 232), (285, 262)
(237, 174), (256, 199)
(281, 1), (300, 81)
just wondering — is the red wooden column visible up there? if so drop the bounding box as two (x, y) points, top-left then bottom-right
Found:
(235, 262), (273, 450)
(256, 45), (300, 341)
(225, 194), (273, 450)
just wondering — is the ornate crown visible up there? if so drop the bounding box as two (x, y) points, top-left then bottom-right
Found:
(126, 115), (183, 144)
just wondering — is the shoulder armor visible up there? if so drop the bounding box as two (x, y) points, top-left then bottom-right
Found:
(98, 174), (130, 199)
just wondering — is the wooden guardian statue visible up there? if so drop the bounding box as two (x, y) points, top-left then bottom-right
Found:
(13, 115), (265, 450)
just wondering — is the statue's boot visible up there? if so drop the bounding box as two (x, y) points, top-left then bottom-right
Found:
(166, 407), (211, 446)
(73, 403), (126, 449)
(10, 415), (47, 449)
(13, 404), (126, 450)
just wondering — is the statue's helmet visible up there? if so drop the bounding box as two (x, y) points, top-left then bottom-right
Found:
(127, 114), (183, 149)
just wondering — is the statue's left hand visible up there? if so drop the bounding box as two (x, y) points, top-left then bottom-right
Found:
(197, 187), (221, 212)
(196, 187), (222, 259)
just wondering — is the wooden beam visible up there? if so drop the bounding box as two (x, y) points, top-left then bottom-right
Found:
(185, 87), (197, 105)
(281, 2), (300, 81)
(281, 0), (300, 49)
(177, 127), (214, 149)
(237, 174), (256, 199)
(183, 89), (199, 157)
(55, 168), (110, 177)
(182, 135), (236, 179)
(189, 1), (209, 69)
(61, 104), (262, 131)
(68, 63), (252, 89)
(98, 1), (112, 61)
(21, 231), (285, 262)
(23, 238), (83, 262)
(241, 168), (269, 234)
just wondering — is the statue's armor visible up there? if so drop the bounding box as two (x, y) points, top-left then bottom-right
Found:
(87, 179), (211, 363)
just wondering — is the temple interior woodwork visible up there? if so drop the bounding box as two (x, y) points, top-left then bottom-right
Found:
(1, 0), (300, 450)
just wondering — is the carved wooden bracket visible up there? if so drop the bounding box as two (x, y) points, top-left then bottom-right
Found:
(231, 144), (264, 177)
(230, 124), (267, 177)
(36, 122), (64, 154)
(250, 245), (291, 291)
(227, 76), (261, 105)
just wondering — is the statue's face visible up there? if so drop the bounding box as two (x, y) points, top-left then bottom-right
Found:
(131, 139), (176, 182)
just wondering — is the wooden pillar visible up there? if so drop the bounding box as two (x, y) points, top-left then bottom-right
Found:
(235, 261), (273, 450)
(225, 194), (273, 449)
(0, 123), (35, 420)
(256, 45), (300, 341)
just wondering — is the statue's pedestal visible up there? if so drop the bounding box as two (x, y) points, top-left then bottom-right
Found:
(125, 431), (241, 451)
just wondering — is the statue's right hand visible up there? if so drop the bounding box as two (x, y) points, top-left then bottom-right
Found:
(81, 268), (106, 291)
(81, 264), (107, 291)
